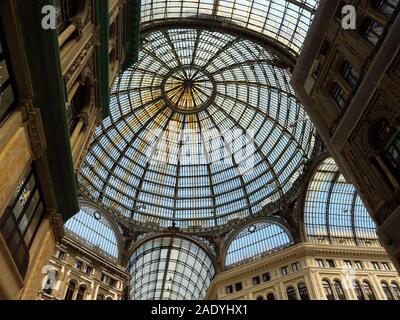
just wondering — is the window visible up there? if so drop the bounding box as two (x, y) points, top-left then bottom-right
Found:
(360, 18), (384, 46)
(363, 281), (377, 300)
(75, 260), (83, 271)
(344, 260), (353, 269)
(262, 272), (271, 282)
(322, 280), (335, 300)
(256, 296), (264, 300)
(382, 262), (391, 270)
(354, 281), (366, 300)
(382, 131), (400, 182)
(84, 265), (92, 275)
(372, 261), (380, 270)
(373, 0), (400, 17)
(286, 286), (297, 300)
(226, 285), (233, 295)
(281, 266), (289, 276)
(292, 262), (301, 272)
(340, 61), (360, 89)
(355, 261), (364, 269)
(252, 276), (261, 286)
(331, 82), (347, 108)
(109, 278), (117, 288)
(298, 283), (310, 300)
(382, 282), (395, 300)
(64, 281), (76, 300)
(57, 250), (66, 261)
(76, 285), (86, 300)
(316, 259), (325, 268)
(327, 259), (335, 268)
(235, 282), (243, 292)
(334, 280), (346, 300)
(267, 293), (275, 301)
(0, 167), (45, 279)
(97, 294), (104, 300)
(391, 282), (400, 300)
(0, 27), (17, 123)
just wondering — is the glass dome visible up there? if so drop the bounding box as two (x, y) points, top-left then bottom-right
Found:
(79, 27), (315, 229)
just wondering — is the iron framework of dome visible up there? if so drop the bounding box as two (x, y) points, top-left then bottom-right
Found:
(79, 27), (316, 230)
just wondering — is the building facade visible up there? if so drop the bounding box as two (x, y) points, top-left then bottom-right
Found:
(292, 0), (400, 272)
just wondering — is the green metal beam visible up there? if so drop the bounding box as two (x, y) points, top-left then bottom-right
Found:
(95, 0), (111, 120)
(123, 0), (142, 71)
(15, 0), (79, 221)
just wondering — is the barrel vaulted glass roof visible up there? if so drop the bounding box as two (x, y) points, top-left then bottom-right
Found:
(127, 237), (215, 300)
(64, 205), (119, 259)
(225, 220), (293, 268)
(304, 157), (379, 246)
(79, 28), (315, 229)
(141, 0), (320, 54)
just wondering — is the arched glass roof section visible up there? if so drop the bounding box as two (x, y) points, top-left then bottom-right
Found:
(79, 28), (315, 230)
(141, 0), (320, 55)
(64, 205), (119, 259)
(304, 157), (379, 246)
(225, 220), (293, 268)
(127, 236), (215, 300)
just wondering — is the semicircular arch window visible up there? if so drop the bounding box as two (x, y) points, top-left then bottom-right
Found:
(79, 27), (316, 230)
(127, 236), (215, 300)
(304, 157), (378, 246)
(140, 0), (320, 55)
(225, 221), (293, 268)
(64, 205), (119, 259)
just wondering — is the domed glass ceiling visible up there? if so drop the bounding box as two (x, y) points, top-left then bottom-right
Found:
(79, 28), (315, 229)
(141, 0), (320, 54)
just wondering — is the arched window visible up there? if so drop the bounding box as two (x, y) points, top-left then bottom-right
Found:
(333, 280), (346, 300)
(256, 296), (264, 300)
(76, 285), (86, 300)
(225, 221), (293, 267)
(362, 281), (377, 300)
(322, 280), (335, 300)
(267, 293), (275, 301)
(381, 281), (395, 300)
(96, 293), (104, 300)
(391, 282), (400, 300)
(286, 286), (297, 300)
(106, 297), (113, 300)
(64, 281), (76, 300)
(298, 283), (310, 300)
(354, 281), (366, 300)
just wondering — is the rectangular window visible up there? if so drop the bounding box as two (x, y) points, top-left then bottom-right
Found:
(252, 276), (261, 286)
(374, 0), (400, 18)
(327, 259), (336, 268)
(281, 266), (289, 276)
(75, 259), (83, 270)
(0, 167), (44, 279)
(340, 61), (360, 89)
(344, 260), (353, 269)
(226, 285), (233, 294)
(372, 262), (381, 270)
(331, 82), (347, 108)
(235, 282), (243, 291)
(109, 278), (117, 288)
(382, 131), (400, 182)
(0, 25), (17, 123)
(292, 262), (301, 272)
(84, 265), (92, 275)
(355, 261), (364, 269)
(57, 250), (66, 260)
(262, 272), (271, 282)
(382, 262), (391, 271)
(316, 259), (325, 268)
